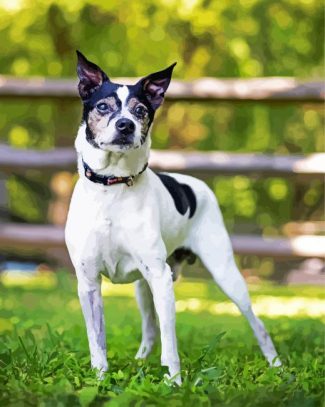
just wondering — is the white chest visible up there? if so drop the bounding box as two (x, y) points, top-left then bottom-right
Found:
(65, 181), (143, 283)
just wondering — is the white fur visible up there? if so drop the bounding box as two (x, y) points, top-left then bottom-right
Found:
(65, 90), (281, 384)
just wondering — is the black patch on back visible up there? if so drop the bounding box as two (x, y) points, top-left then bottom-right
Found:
(157, 173), (196, 218)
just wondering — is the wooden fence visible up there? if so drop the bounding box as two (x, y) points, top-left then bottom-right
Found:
(0, 76), (324, 262)
(0, 76), (323, 102)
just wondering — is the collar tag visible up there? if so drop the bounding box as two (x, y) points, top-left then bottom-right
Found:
(126, 176), (134, 187)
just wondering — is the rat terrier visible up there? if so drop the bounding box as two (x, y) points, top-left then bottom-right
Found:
(65, 51), (281, 385)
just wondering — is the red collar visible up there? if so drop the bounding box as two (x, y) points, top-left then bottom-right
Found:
(82, 160), (148, 187)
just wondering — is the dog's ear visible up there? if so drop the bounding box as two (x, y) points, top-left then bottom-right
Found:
(76, 50), (109, 100)
(138, 63), (176, 110)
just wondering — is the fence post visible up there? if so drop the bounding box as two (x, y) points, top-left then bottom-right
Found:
(0, 172), (8, 221)
(0, 172), (8, 270)
(46, 171), (74, 269)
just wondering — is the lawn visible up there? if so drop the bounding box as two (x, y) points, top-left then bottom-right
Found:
(0, 271), (324, 406)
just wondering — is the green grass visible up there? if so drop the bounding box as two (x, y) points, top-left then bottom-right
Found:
(0, 272), (324, 406)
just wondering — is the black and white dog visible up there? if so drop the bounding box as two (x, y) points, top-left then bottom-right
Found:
(65, 51), (281, 385)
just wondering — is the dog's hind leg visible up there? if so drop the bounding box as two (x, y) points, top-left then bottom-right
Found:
(135, 279), (158, 359)
(168, 248), (197, 281)
(190, 220), (281, 367)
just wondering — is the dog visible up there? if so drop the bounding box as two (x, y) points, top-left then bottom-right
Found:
(65, 51), (281, 385)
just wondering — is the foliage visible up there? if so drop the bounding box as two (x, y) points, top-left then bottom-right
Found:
(0, 272), (324, 406)
(0, 0), (323, 78)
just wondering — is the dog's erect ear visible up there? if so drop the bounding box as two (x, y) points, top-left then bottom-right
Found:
(138, 63), (176, 110)
(76, 50), (109, 100)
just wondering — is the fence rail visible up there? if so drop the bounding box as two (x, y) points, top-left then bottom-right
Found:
(0, 76), (323, 103)
(1, 223), (324, 259)
(1, 145), (324, 178)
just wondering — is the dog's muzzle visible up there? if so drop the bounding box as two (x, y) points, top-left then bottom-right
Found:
(112, 118), (135, 146)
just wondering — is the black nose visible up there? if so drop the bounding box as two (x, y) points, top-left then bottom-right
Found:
(115, 118), (135, 135)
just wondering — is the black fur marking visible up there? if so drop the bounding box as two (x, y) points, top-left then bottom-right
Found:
(83, 84), (124, 147)
(140, 134), (146, 145)
(167, 247), (197, 281)
(82, 82), (122, 120)
(89, 82), (121, 105)
(107, 109), (120, 126)
(115, 89), (155, 142)
(85, 126), (100, 148)
(126, 86), (155, 145)
(126, 90), (155, 122)
(180, 184), (196, 217)
(157, 173), (196, 218)
(171, 247), (197, 264)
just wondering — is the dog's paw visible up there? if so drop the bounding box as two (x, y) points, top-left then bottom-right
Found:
(270, 358), (282, 368)
(92, 363), (108, 380)
(135, 342), (153, 359)
(163, 372), (182, 387)
(96, 369), (107, 381)
(162, 362), (182, 386)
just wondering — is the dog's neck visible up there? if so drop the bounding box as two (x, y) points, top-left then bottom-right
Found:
(75, 123), (151, 181)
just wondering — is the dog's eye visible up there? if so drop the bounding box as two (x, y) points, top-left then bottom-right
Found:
(96, 102), (110, 113)
(134, 105), (146, 117)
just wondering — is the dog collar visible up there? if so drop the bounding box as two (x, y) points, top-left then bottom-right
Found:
(82, 160), (148, 187)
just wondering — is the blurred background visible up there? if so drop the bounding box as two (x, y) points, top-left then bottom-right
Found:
(0, 0), (324, 282)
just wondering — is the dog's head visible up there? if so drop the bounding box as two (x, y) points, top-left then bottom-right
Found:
(76, 51), (176, 153)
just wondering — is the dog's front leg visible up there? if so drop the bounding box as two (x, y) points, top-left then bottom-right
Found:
(142, 261), (181, 385)
(135, 279), (157, 359)
(77, 276), (107, 377)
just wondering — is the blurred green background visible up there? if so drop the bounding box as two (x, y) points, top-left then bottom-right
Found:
(0, 0), (324, 279)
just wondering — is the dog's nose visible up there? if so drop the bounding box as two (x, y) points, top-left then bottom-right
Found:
(115, 118), (135, 135)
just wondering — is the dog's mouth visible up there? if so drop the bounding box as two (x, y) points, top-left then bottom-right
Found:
(98, 139), (134, 152)
(110, 133), (134, 147)
(111, 138), (133, 146)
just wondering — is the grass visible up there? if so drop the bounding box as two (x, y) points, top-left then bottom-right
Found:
(0, 271), (324, 406)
